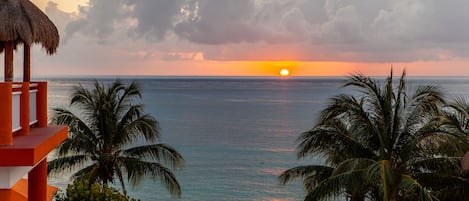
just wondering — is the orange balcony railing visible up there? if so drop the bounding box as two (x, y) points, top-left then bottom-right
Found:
(0, 82), (48, 145)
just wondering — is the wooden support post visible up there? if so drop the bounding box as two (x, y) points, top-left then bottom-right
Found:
(24, 44), (31, 82)
(19, 82), (30, 135)
(4, 41), (14, 82)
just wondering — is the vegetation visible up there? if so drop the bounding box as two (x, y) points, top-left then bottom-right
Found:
(428, 98), (469, 201)
(54, 179), (140, 201)
(48, 80), (184, 198)
(279, 70), (469, 201)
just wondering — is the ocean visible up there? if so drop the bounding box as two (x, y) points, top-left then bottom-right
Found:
(46, 76), (469, 201)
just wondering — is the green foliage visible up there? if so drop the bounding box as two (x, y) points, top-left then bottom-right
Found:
(48, 80), (184, 198)
(280, 70), (469, 201)
(54, 179), (140, 201)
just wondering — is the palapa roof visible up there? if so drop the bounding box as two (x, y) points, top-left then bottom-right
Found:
(462, 150), (469, 171)
(0, 0), (59, 54)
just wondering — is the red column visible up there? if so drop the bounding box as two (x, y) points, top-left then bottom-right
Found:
(19, 82), (30, 135)
(0, 190), (13, 200)
(0, 82), (13, 144)
(28, 159), (47, 201)
(36, 82), (47, 127)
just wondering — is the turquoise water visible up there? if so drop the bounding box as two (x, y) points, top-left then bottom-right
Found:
(46, 77), (469, 201)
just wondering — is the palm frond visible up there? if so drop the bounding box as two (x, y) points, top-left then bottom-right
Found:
(121, 158), (182, 198)
(116, 81), (142, 115)
(70, 83), (96, 112)
(305, 169), (368, 201)
(115, 167), (127, 195)
(117, 114), (159, 144)
(344, 74), (382, 101)
(409, 157), (462, 174)
(123, 143), (184, 169)
(72, 163), (100, 184)
(48, 155), (89, 175)
(51, 107), (95, 140)
(417, 172), (469, 201)
(296, 122), (376, 164)
(51, 109), (99, 157)
(116, 104), (160, 146)
(398, 174), (434, 201)
(390, 71), (406, 152)
(332, 158), (375, 176)
(278, 165), (333, 187)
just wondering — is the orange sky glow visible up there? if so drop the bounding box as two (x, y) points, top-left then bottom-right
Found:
(27, 59), (469, 77)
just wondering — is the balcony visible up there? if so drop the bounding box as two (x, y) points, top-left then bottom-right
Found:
(0, 82), (50, 144)
(0, 82), (67, 189)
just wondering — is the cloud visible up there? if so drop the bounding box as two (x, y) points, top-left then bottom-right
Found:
(129, 0), (185, 41)
(43, 2), (72, 35)
(161, 52), (204, 61)
(174, 0), (313, 44)
(40, 0), (469, 63)
(61, 0), (184, 43)
(62, 0), (129, 43)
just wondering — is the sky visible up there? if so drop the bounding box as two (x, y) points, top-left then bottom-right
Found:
(13, 0), (469, 77)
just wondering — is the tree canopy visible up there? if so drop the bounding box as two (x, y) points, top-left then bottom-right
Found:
(280, 70), (469, 201)
(48, 80), (184, 198)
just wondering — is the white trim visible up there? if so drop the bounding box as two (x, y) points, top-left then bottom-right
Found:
(0, 158), (46, 189)
(12, 84), (22, 89)
(12, 127), (22, 133)
(12, 93), (21, 132)
(0, 166), (33, 189)
(30, 89), (38, 124)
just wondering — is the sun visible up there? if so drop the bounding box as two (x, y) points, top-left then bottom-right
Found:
(279, 69), (290, 76)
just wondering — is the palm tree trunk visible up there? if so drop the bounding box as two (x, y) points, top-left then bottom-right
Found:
(350, 195), (365, 201)
(387, 191), (397, 201)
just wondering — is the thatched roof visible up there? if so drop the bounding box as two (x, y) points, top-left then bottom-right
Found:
(0, 0), (59, 54)
(462, 151), (469, 171)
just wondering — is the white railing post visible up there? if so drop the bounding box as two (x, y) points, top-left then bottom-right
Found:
(12, 84), (22, 133)
(29, 83), (38, 126)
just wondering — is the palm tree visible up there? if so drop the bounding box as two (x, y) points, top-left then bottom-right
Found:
(48, 80), (184, 198)
(421, 97), (469, 201)
(280, 70), (465, 201)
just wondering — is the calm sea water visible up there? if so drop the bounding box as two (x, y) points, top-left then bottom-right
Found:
(46, 76), (469, 201)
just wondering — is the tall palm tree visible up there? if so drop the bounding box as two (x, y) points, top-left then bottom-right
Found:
(280, 71), (464, 201)
(48, 80), (184, 198)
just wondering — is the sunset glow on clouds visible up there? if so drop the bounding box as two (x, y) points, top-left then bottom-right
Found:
(21, 0), (469, 76)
